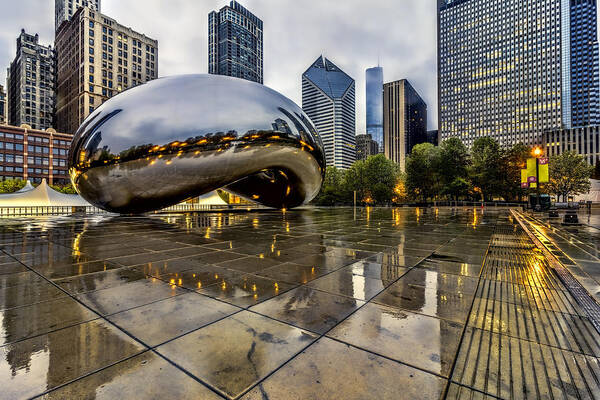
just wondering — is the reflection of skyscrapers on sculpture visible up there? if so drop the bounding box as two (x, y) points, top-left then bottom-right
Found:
(366, 66), (384, 152)
(69, 74), (325, 214)
(302, 56), (356, 169)
(209, 1), (263, 84)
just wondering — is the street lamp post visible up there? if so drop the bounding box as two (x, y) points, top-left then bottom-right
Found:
(532, 146), (543, 211)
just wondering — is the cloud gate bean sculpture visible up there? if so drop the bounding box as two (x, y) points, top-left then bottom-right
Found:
(68, 75), (326, 214)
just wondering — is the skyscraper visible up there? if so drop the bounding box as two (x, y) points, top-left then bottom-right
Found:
(302, 56), (356, 169)
(7, 30), (56, 131)
(569, 0), (599, 127)
(438, 0), (600, 147)
(384, 79), (427, 171)
(55, 7), (158, 134)
(0, 85), (6, 124)
(209, 1), (263, 84)
(366, 66), (384, 152)
(355, 133), (378, 160)
(55, 0), (101, 30)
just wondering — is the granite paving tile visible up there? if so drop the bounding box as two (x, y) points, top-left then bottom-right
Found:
(328, 302), (463, 377)
(107, 292), (239, 346)
(156, 311), (317, 398)
(241, 337), (447, 400)
(250, 286), (364, 334)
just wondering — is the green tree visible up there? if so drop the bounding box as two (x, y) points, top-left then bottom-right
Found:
(313, 166), (348, 206)
(343, 160), (367, 203)
(438, 138), (470, 200)
(405, 143), (441, 201)
(343, 154), (399, 205)
(470, 137), (504, 200)
(50, 183), (77, 194)
(592, 161), (600, 180)
(0, 179), (26, 194)
(363, 154), (399, 204)
(501, 143), (530, 201)
(547, 151), (593, 202)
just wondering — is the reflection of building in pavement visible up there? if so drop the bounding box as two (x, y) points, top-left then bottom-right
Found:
(45, 321), (140, 392)
(2, 266), (139, 396)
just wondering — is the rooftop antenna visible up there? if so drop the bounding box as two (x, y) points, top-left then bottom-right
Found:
(377, 51), (380, 67)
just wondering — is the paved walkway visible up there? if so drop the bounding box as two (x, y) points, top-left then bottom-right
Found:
(524, 211), (600, 305)
(0, 208), (599, 399)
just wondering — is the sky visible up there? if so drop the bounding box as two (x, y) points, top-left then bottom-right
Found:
(0, 0), (439, 129)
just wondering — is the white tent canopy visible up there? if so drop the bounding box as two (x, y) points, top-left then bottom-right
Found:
(0, 179), (90, 207)
(196, 191), (228, 205)
(15, 180), (35, 193)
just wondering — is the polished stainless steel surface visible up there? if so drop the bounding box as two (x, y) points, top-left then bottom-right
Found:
(68, 74), (326, 214)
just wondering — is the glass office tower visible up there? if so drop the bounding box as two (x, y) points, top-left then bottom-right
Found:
(302, 56), (356, 169)
(366, 66), (384, 152)
(209, 1), (263, 84)
(384, 79), (427, 171)
(570, 0), (599, 126)
(438, 0), (600, 147)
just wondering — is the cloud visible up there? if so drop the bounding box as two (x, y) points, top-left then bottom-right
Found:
(0, 0), (439, 129)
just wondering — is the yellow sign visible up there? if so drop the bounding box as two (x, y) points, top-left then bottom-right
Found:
(525, 158), (549, 184)
(521, 169), (528, 184)
(526, 158), (537, 182)
(538, 158), (549, 183)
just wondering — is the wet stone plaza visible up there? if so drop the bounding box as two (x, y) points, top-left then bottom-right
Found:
(1, 207), (600, 399)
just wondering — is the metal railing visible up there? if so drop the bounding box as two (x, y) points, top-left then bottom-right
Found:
(155, 203), (267, 213)
(0, 206), (108, 217)
(0, 203), (268, 217)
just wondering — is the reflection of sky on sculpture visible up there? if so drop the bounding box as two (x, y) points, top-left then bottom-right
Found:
(81, 75), (315, 154)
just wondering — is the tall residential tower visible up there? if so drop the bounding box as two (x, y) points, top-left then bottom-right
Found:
(55, 7), (158, 134)
(302, 56), (356, 169)
(366, 66), (384, 152)
(438, 0), (600, 147)
(0, 85), (6, 124)
(384, 79), (427, 171)
(55, 0), (101, 30)
(209, 1), (263, 84)
(7, 30), (56, 131)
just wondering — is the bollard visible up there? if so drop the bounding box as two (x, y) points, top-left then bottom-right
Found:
(563, 210), (579, 225)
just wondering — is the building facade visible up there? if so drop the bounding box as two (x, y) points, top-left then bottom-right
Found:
(7, 30), (56, 131)
(209, 1), (263, 84)
(569, 0), (600, 127)
(55, 7), (158, 134)
(366, 66), (384, 152)
(302, 56), (356, 169)
(0, 85), (6, 124)
(427, 130), (438, 146)
(355, 133), (379, 161)
(438, 0), (600, 148)
(0, 124), (72, 185)
(543, 126), (600, 166)
(384, 79), (427, 171)
(55, 0), (101, 30)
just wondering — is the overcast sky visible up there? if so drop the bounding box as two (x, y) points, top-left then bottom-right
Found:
(0, 0), (439, 129)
